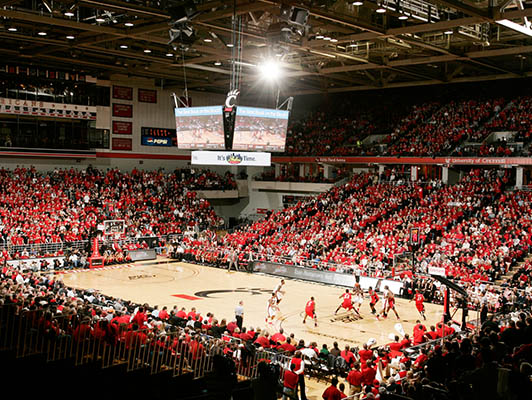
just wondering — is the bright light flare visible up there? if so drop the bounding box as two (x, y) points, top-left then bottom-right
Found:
(257, 59), (282, 82)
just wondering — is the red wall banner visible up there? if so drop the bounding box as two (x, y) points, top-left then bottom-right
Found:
(112, 85), (133, 100)
(138, 88), (157, 103)
(112, 120), (132, 135)
(112, 138), (132, 151)
(112, 103), (133, 118)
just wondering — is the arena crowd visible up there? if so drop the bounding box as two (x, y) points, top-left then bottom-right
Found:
(1, 160), (532, 399)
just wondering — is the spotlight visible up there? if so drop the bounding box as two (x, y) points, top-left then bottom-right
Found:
(38, 31), (47, 36)
(66, 35), (75, 39)
(352, 1), (363, 5)
(258, 59), (282, 82)
(316, 34), (324, 39)
(95, 17), (105, 23)
(64, 11), (75, 17)
(124, 22), (134, 27)
(444, 29), (453, 35)
(226, 43), (234, 47)
(214, 61), (221, 66)
(120, 44), (128, 49)
(166, 52), (174, 57)
(203, 38), (212, 42)
(398, 14), (408, 20)
(376, 4), (386, 13)
(8, 27), (17, 32)
(143, 49), (152, 53)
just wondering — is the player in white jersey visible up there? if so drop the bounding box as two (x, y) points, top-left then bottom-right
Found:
(273, 279), (285, 305)
(266, 292), (279, 324)
(378, 285), (400, 320)
(352, 283), (364, 313)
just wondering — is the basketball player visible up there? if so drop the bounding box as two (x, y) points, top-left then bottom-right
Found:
(266, 292), (279, 324)
(368, 287), (379, 315)
(378, 286), (400, 320)
(303, 296), (318, 327)
(335, 289), (360, 317)
(412, 289), (426, 320)
(274, 279), (285, 305)
(352, 283), (364, 313)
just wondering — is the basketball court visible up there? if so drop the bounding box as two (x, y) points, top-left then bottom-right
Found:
(59, 258), (451, 348)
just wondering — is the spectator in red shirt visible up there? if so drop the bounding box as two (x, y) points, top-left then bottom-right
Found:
(176, 307), (187, 319)
(400, 334), (412, 349)
(426, 325), (439, 340)
(291, 351), (307, 400)
(158, 306), (169, 321)
(413, 321), (427, 345)
(346, 362), (363, 396)
(271, 328), (286, 344)
(341, 345), (356, 368)
(361, 359), (377, 386)
(254, 332), (271, 348)
(282, 363), (298, 400)
(338, 383), (347, 399)
(359, 343), (373, 364)
(279, 337), (297, 354)
(387, 335), (403, 352)
(131, 306), (147, 328)
(322, 377), (342, 400)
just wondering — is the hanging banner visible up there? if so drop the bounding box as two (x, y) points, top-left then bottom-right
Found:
(112, 85), (133, 100)
(0, 98), (96, 120)
(112, 138), (132, 151)
(112, 120), (133, 135)
(112, 103), (133, 118)
(191, 151), (271, 166)
(138, 88), (157, 103)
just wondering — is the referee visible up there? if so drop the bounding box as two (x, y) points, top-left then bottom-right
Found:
(235, 300), (244, 330)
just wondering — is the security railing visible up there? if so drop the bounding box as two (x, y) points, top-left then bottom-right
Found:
(0, 304), (292, 381)
(0, 240), (88, 255)
(0, 235), (166, 258)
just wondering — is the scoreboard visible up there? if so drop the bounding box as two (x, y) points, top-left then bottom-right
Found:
(141, 127), (177, 147)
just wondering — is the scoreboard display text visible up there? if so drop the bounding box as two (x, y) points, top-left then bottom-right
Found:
(141, 127), (177, 147)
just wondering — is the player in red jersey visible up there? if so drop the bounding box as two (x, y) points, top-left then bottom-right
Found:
(335, 289), (361, 317)
(368, 287), (379, 315)
(411, 289), (426, 320)
(303, 296), (318, 327)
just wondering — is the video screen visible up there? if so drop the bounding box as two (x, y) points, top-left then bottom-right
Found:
(174, 106), (224, 150)
(233, 106), (289, 152)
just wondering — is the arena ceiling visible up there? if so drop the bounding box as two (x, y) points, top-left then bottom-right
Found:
(1, 0), (532, 95)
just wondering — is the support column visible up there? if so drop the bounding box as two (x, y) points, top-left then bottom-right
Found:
(516, 166), (524, 189)
(411, 166), (418, 181)
(323, 164), (333, 180)
(299, 164), (305, 178)
(442, 166), (449, 184)
(378, 164), (385, 180)
(274, 163), (281, 179)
